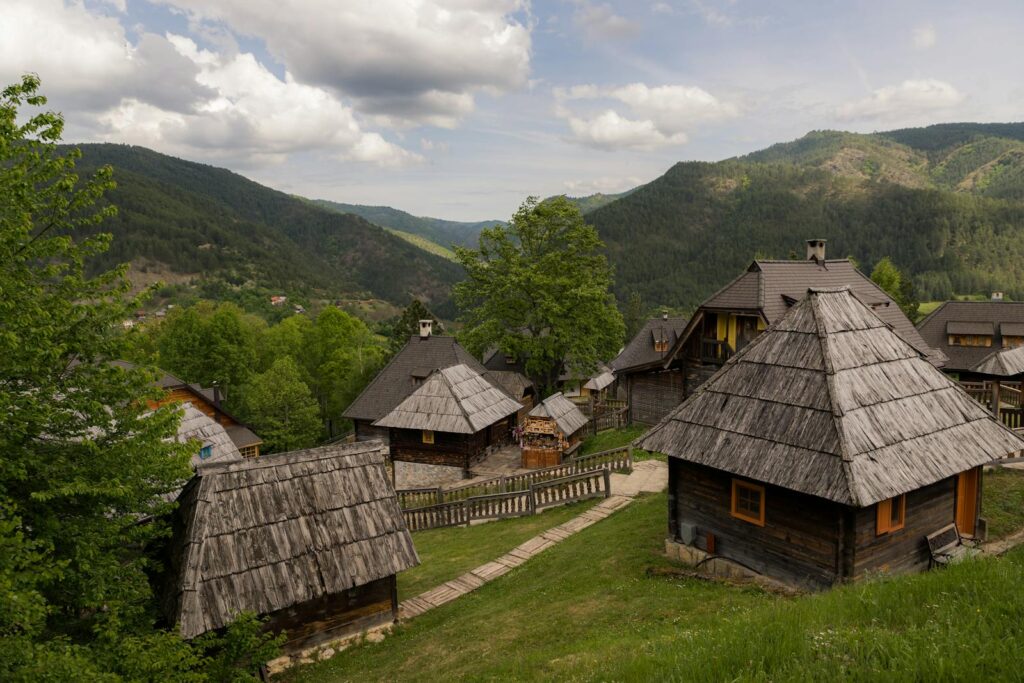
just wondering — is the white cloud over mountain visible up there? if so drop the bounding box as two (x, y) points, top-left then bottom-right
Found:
(836, 79), (964, 122)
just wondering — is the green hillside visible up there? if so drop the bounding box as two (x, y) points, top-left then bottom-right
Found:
(587, 124), (1024, 312)
(553, 189), (636, 213)
(383, 228), (457, 261)
(312, 199), (501, 250)
(71, 144), (463, 316)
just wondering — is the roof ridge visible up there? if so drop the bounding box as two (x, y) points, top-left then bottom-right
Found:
(809, 291), (860, 506)
(439, 365), (476, 431)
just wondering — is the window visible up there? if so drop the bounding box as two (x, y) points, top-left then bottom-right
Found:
(948, 334), (992, 347)
(654, 339), (669, 353)
(239, 445), (259, 458)
(1004, 336), (1024, 349)
(198, 444), (213, 461)
(876, 494), (906, 535)
(422, 430), (434, 444)
(730, 479), (765, 526)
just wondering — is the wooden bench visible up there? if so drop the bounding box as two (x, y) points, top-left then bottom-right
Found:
(926, 523), (980, 568)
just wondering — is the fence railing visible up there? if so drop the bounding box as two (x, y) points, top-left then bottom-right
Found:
(960, 380), (1024, 430)
(591, 407), (628, 434)
(396, 446), (632, 512)
(402, 469), (611, 532)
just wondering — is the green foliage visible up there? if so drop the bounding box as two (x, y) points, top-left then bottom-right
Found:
(239, 357), (324, 453)
(312, 199), (499, 250)
(622, 291), (647, 342)
(871, 257), (920, 321)
(384, 299), (445, 356)
(0, 75), (277, 680)
(455, 197), (625, 392)
(383, 228), (457, 261)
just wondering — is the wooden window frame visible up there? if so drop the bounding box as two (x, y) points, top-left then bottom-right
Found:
(730, 479), (765, 526)
(422, 430), (435, 445)
(876, 494), (906, 535)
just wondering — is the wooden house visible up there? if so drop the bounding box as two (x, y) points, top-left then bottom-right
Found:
(372, 364), (522, 477)
(344, 322), (530, 443)
(637, 287), (1024, 590)
(632, 240), (943, 425)
(164, 441), (418, 652)
(175, 402), (242, 467)
(521, 392), (589, 468)
(609, 313), (689, 425)
(916, 301), (1024, 380)
(116, 360), (263, 457)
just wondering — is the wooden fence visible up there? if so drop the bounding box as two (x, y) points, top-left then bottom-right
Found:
(960, 380), (1024, 430)
(396, 446), (631, 513)
(402, 469), (611, 531)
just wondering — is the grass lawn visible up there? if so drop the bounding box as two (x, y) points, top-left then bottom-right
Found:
(983, 467), (1024, 539)
(397, 499), (599, 601)
(283, 488), (1024, 682)
(579, 425), (666, 463)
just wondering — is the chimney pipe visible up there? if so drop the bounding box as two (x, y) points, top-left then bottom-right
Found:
(419, 319), (433, 339)
(806, 239), (826, 262)
(662, 311), (668, 321)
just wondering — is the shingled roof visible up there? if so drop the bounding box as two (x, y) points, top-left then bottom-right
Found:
(971, 345), (1024, 378)
(681, 259), (942, 366)
(638, 288), (1024, 507)
(917, 301), (1024, 372)
(176, 403), (241, 467)
(343, 336), (490, 422)
(373, 364), (521, 434)
(610, 316), (689, 373)
(166, 441), (418, 639)
(529, 392), (589, 436)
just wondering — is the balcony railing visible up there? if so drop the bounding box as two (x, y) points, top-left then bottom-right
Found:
(699, 338), (733, 364)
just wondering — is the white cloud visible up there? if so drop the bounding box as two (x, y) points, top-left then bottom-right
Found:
(155, 0), (532, 127)
(554, 82), (738, 149)
(912, 23), (937, 50)
(836, 79), (965, 121)
(0, 1), (420, 168)
(571, 1), (640, 40)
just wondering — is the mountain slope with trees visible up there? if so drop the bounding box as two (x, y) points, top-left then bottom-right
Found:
(587, 123), (1024, 313)
(311, 199), (501, 249)
(71, 144), (464, 316)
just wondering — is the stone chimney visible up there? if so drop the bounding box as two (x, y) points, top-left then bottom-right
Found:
(662, 311), (668, 321)
(806, 239), (826, 262)
(419, 319), (433, 339)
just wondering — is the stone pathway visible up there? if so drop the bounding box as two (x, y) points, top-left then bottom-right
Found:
(399, 460), (668, 621)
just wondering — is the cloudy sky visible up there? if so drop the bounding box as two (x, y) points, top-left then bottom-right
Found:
(2, 1), (1021, 220)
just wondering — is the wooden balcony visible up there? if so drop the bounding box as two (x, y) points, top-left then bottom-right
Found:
(699, 338), (733, 365)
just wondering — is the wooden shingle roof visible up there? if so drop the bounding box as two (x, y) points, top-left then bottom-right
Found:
(373, 364), (522, 434)
(610, 316), (689, 373)
(343, 336), (490, 422)
(917, 301), (1024, 372)
(971, 345), (1024, 378)
(166, 441), (418, 639)
(176, 402), (242, 467)
(529, 392), (589, 436)
(638, 288), (1024, 507)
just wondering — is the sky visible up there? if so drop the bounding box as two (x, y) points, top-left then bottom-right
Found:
(2, 1), (1022, 220)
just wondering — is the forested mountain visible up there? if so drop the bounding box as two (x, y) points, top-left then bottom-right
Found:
(72, 144), (463, 316)
(587, 123), (1024, 312)
(312, 199), (501, 249)
(555, 190), (636, 213)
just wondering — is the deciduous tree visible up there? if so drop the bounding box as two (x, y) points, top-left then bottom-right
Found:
(239, 357), (321, 453)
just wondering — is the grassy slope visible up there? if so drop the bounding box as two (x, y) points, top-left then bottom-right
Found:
(398, 499), (599, 601)
(289, 474), (1024, 682)
(982, 468), (1024, 539)
(383, 228), (457, 262)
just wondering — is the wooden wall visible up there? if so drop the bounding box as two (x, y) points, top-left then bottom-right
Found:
(266, 575), (396, 652)
(389, 428), (488, 469)
(627, 368), (685, 425)
(670, 460), (845, 589)
(850, 477), (958, 579)
(355, 421), (390, 445)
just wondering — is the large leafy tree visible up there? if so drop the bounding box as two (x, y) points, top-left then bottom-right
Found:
(157, 301), (263, 392)
(455, 196), (625, 392)
(871, 256), (920, 321)
(0, 75), (277, 680)
(239, 357), (322, 453)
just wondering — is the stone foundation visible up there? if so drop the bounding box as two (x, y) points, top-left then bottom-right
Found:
(394, 460), (466, 488)
(664, 538), (796, 592)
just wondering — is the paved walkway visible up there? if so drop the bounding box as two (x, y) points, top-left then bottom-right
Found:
(399, 459), (668, 621)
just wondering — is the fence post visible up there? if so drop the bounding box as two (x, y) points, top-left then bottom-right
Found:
(528, 483), (537, 515)
(602, 468), (611, 498)
(436, 488), (444, 505)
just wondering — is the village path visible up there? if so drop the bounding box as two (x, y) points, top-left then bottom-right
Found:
(398, 460), (668, 621)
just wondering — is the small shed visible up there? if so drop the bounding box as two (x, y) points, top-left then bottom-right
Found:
(638, 287), (1024, 589)
(164, 441), (418, 651)
(521, 392), (589, 468)
(373, 364), (522, 476)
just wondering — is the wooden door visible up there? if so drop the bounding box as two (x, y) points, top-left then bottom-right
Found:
(956, 468), (980, 537)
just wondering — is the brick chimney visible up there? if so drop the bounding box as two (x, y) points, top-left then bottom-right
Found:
(806, 239), (826, 262)
(419, 319), (433, 339)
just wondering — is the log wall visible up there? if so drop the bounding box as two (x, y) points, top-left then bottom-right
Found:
(354, 420), (390, 445)
(627, 368), (685, 425)
(389, 428), (487, 469)
(265, 575), (396, 652)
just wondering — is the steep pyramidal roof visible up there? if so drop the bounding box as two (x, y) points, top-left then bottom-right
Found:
(166, 442), (418, 639)
(529, 392), (589, 436)
(638, 287), (1024, 506)
(373, 364), (521, 434)
(971, 345), (1024, 378)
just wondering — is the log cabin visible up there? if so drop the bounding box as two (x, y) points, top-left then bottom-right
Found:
(164, 441), (418, 652)
(372, 364), (522, 479)
(344, 321), (531, 444)
(115, 360), (263, 457)
(637, 241), (944, 424)
(609, 313), (689, 425)
(637, 287), (1024, 590)
(916, 300), (1024, 381)
(521, 392), (589, 468)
